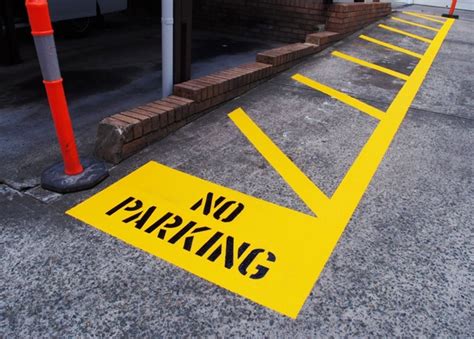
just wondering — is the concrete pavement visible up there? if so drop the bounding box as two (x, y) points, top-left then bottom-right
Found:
(1, 6), (473, 337)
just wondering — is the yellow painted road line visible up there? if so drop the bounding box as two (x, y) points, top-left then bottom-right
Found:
(324, 18), (455, 238)
(359, 35), (423, 59)
(332, 51), (410, 81)
(379, 24), (432, 43)
(229, 108), (330, 217)
(402, 11), (446, 24)
(392, 17), (440, 32)
(292, 74), (385, 121)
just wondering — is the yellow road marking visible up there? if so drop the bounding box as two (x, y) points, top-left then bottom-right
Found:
(359, 35), (423, 59)
(66, 14), (455, 320)
(292, 73), (385, 120)
(332, 50), (410, 81)
(379, 24), (433, 43)
(324, 18), (455, 238)
(402, 11), (446, 24)
(392, 17), (440, 32)
(228, 108), (329, 217)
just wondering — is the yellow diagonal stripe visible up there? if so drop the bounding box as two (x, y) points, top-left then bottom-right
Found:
(228, 108), (330, 217)
(292, 73), (385, 121)
(392, 17), (440, 32)
(359, 35), (423, 59)
(332, 51), (410, 81)
(379, 24), (432, 43)
(402, 11), (446, 24)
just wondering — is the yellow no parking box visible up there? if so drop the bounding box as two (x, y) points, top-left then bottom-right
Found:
(67, 161), (335, 318)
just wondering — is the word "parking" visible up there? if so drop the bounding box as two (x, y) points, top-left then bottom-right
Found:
(106, 193), (277, 280)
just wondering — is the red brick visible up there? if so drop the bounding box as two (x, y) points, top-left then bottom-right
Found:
(192, 78), (216, 99)
(306, 31), (340, 46)
(149, 101), (176, 124)
(160, 97), (186, 121)
(122, 137), (147, 159)
(136, 105), (163, 130)
(174, 81), (206, 101)
(121, 110), (152, 135)
(113, 113), (143, 139)
(162, 95), (194, 118)
(256, 43), (317, 67)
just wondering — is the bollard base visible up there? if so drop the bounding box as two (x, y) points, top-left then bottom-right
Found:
(41, 158), (109, 193)
(442, 14), (459, 19)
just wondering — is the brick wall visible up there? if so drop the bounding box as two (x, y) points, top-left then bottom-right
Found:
(193, 0), (328, 43)
(194, 0), (391, 43)
(326, 2), (392, 34)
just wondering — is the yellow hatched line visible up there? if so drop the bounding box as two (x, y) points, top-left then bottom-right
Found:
(392, 17), (440, 32)
(332, 51), (410, 81)
(402, 11), (446, 24)
(402, 12), (446, 24)
(379, 24), (432, 43)
(228, 108), (330, 217)
(359, 35), (423, 59)
(325, 18), (455, 234)
(292, 74), (385, 120)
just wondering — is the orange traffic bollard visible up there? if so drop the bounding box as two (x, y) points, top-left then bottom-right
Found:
(442, 0), (459, 19)
(25, 0), (108, 193)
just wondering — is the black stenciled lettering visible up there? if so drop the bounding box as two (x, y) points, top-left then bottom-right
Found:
(109, 196), (277, 280)
(157, 215), (183, 240)
(206, 236), (251, 269)
(190, 192), (245, 222)
(144, 212), (173, 234)
(143, 212), (182, 239)
(214, 201), (245, 223)
(195, 232), (224, 256)
(183, 227), (211, 251)
(239, 249), (276, 280)
(167, 221), (197, 245)
(122, 206), (157, 229)
(106, 197), (142, 216)
(190, 192), (224, 215)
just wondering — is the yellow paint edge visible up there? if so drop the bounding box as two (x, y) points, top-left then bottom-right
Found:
(378, 24), (432, 43)
(402, 11), (446, 24)
(359, 34), (423, 59)
(292, 73), (385, 121)
(392, 17), (440, 32)
(332, 50), (410, 81)
(228, 108), (329, 217)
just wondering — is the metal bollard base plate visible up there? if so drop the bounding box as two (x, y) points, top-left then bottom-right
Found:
(41, 158), (109, 193)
